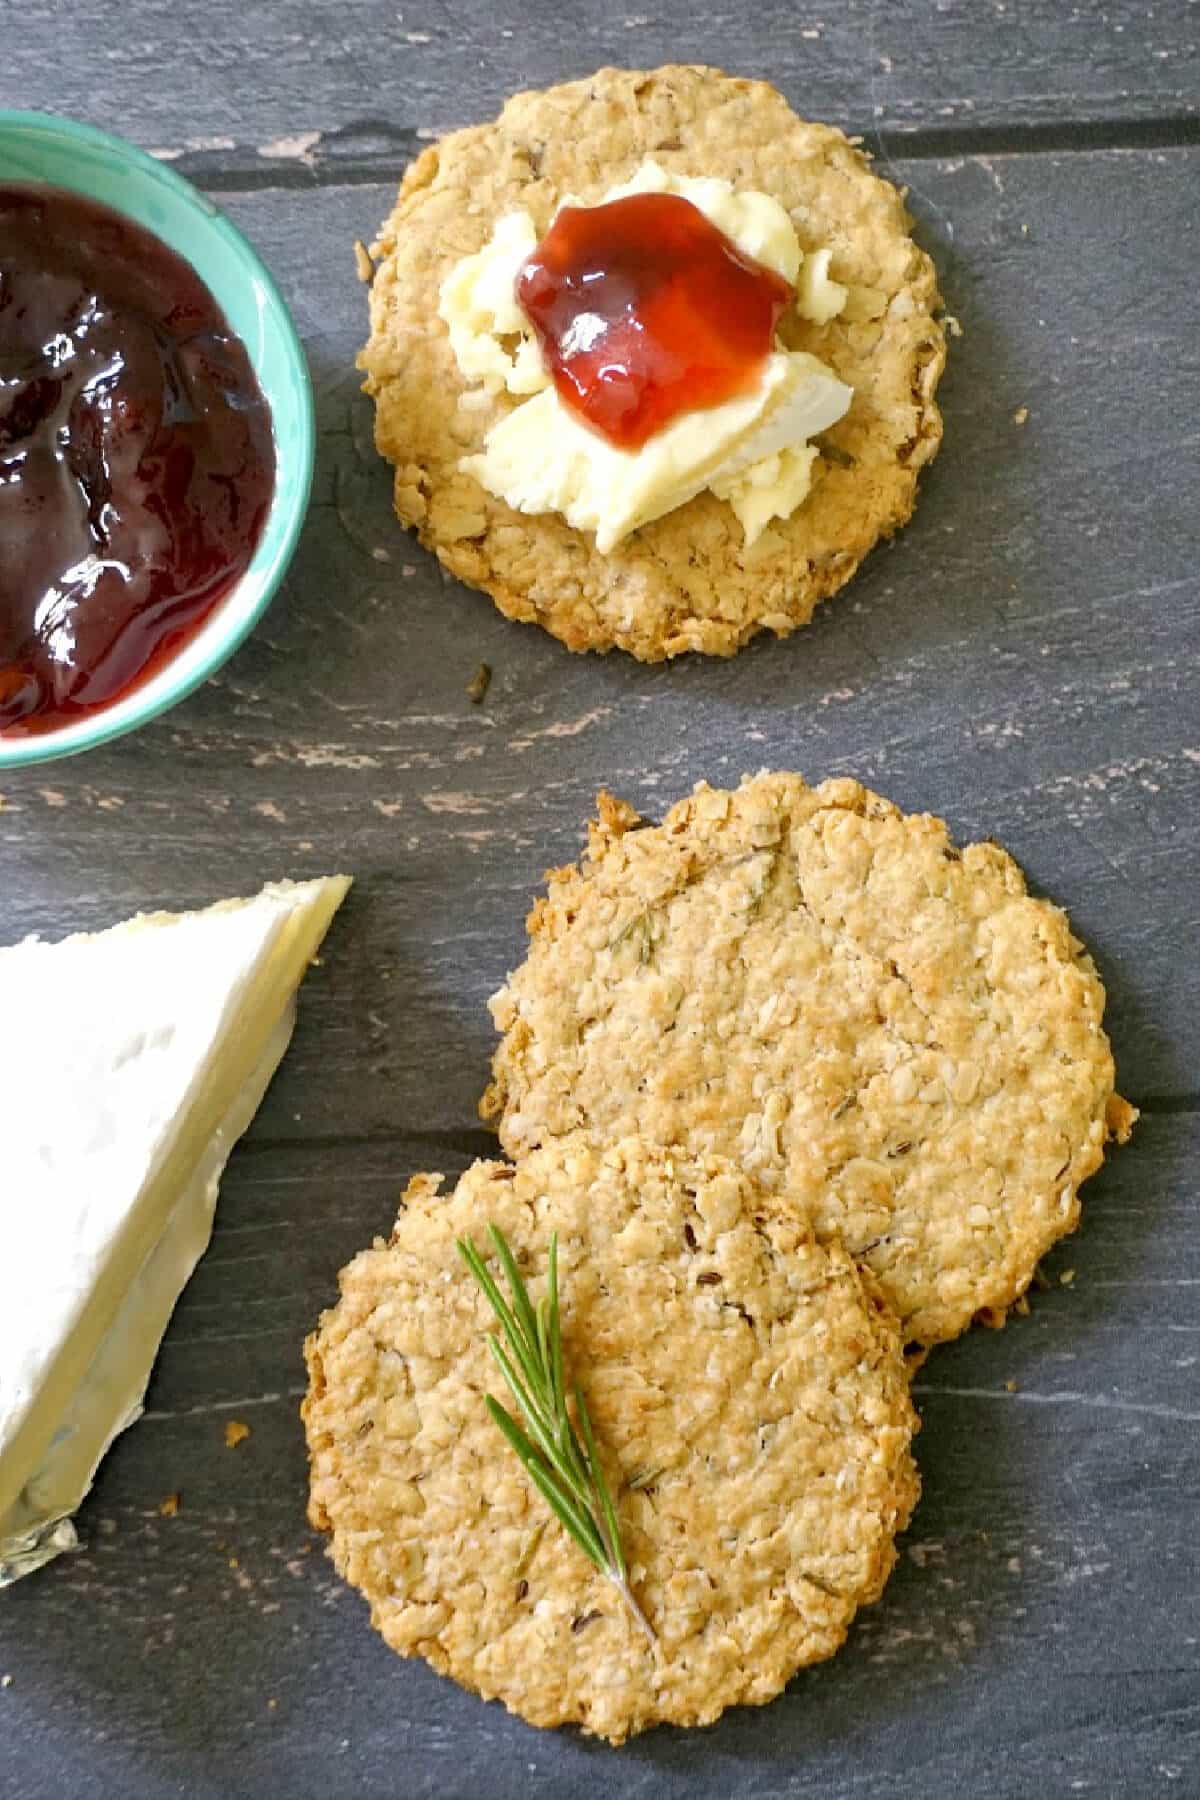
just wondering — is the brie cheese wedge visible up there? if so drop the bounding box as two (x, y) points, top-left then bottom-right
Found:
(0, 875), (350, 1586)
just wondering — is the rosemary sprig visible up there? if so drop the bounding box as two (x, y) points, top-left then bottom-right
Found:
(456, 1224), (656, 1645)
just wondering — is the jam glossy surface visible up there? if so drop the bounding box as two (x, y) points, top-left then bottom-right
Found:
(516, 191), (792, 451)
(0, 184), (275, 736)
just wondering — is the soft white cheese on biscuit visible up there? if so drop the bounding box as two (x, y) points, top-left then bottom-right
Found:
(466, 350), (849, 553)
(439, 159), (853, 548)
(438, 211), (548, 395)
(795, 246), (849, 325)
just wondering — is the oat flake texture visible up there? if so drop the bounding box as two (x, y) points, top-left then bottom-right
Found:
(482, 774), (1134, 1346)
(359, 64), (946, 659)
(303, 1137), (918, 1742)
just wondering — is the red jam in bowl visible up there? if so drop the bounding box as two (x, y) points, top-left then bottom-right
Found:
(0, 184), (275, 736)
(515, 190), (793, 451)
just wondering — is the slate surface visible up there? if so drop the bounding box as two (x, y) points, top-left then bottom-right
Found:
(1, 7), (1198, 1796)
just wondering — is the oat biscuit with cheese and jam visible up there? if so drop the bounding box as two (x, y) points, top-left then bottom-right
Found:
(482, 775), (1136, 1347)
(359, 65), (945, 660)
(303, 1136), (919, 1742)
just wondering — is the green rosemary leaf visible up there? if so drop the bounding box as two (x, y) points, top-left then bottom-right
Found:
(519, 1456), (608, 1573)
(487, 1295), (551, 1411)
(575, 1381), (626, 1582)
(488, 1223), (540, 1355)
(456, 1239), (522, 1351)
(460, 1235), (547, 1405)
(535, 1294), (552, 1391)
(546, 1234), (563, 1413)
(545, 1237), (587, 1486)
(484, 1398), (606, 1568)
(488, 1338), (563, 1468)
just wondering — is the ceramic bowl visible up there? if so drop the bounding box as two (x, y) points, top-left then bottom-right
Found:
(0, 112), (313, 768)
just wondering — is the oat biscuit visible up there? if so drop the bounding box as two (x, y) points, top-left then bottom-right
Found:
(482, 775), (1133, 1346)
(303, 1137), (918, 1741)
(360, 65), (945, 659)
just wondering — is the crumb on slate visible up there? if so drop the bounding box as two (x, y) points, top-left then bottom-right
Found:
(466, 661), (492, 705)
(943, 313), (964, 339)
(159, 1492), (181, 1518)
(1060, 1268), (1076, 1286)
(1004, 1379), (1019, 1393)
(225, 1420), (251, 1449)
(1013, 405), (1029, 426)
(1, 1675), (12, 1689)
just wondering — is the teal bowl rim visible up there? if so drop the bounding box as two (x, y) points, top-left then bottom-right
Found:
(0, 110), (314, 769)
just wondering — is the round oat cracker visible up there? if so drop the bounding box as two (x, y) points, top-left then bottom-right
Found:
(482, 775), (1135, 1346)
(303, 1136), (918, 1742)
(359, 64), (945, 660)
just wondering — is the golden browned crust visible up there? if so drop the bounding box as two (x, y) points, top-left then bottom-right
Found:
(303, 1137), (918, 1741)
(359, 64), (946, 659)
(482, 774), (1132, 1345)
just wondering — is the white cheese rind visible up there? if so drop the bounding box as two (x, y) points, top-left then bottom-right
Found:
(0, 876), (350, 1584)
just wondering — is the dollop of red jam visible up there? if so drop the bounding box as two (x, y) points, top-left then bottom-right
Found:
(0, 184), (275, 736)
(515, 190), (793, 451)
